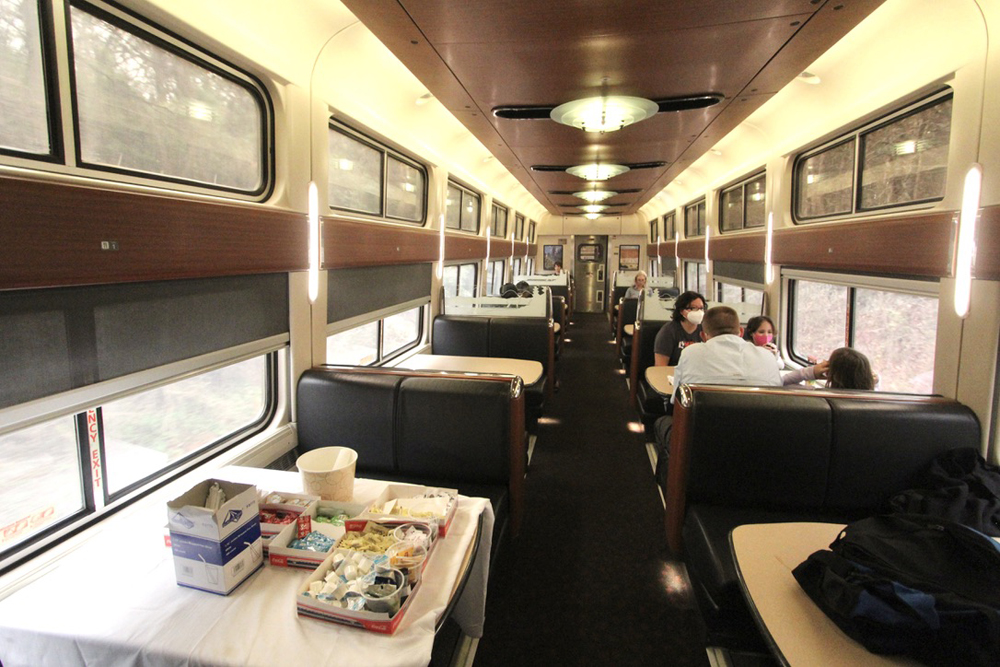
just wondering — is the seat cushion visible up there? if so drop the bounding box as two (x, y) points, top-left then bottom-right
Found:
(682, 503), (846, 616)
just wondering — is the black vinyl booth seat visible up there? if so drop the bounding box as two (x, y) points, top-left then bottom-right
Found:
(431, 314), (554, 428)
(296, 365), (527, 565)
(616, 297), (638, 365)
(628, 319), (668, 432)
(664, 383), (981, 649)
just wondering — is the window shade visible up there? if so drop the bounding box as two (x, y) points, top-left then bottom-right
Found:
(327, 263), (432, 324)
(0, 274), (288, 409)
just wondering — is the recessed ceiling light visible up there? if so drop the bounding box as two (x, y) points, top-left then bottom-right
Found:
(580, 204), (608, 213)
(566, 163), (630, 181)
(584, 213), (601, 220)
(550, 95), (658, 133)
(573, 190), (616, 202)
(415, 92), (435, 105)
(797, 71), (821, 85)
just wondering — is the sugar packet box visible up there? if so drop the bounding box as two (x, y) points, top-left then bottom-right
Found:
(167, 479), (263, 595)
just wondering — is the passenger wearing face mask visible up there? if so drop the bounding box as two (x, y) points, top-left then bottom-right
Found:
(743, 314), (831, 383)
(653, 290), (706, 367)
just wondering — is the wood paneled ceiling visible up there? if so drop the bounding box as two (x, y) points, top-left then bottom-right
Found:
(341, 0), (886, 217)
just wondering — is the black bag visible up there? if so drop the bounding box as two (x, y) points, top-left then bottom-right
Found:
(792, 514), (1000, 665)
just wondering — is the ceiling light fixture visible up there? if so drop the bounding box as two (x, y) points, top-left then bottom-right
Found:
(566, 163), (630, 181)
(573, 189), (616, 203)
(550, 95), (658, 133)
(584, 213), (601, 220)
(415, 92), (434, 105)
(797, 71), (821, 85)
(580, 204), (608, 213)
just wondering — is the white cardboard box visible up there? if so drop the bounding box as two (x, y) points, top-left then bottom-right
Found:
(167, 479), (263, 595)
(345, 485), (458, 536)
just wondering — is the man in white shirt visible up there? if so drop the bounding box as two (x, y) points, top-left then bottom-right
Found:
(669, 306), (782, 404)
(655, 306), (782, 488)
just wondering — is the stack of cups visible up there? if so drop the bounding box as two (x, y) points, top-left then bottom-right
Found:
(296, 446), (358, 501)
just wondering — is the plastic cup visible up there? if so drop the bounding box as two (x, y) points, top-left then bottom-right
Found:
(386, 541), (428, 585)
(361, 568), (405, 614)
(392, 523), (434, 550)
(295, 447), (358, 501)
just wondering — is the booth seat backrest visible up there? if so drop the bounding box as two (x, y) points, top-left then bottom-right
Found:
(396, 376), (510, 484)
(297, 367), (514, 485)
(432, 315), (490, 357)
(432, 315), (551, 371)
(666, 384), (981, 551)
(628, 319), (666, 407)
(619, 298), (639, 328)
(552, 296), (566, 331)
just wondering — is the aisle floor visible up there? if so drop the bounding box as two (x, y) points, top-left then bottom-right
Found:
(473, 312), (709, 666)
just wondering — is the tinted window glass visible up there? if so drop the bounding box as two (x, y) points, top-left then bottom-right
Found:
(443, 265), (459, 297)
(459, 264), (476, 296)
(745, 175), (766, 228)
(386, 155), (424, 222)
(70, 6), (263, 191)
(0, 0), (51, 155)
(860, 97), (951, 210)
(445, 184), (462, 230)
(791, 280), (848, 361)
(328, 128), (382, 214)
(101, 355), (267, 494)
(383, 307), (420, 358)
(720, 186), (743, 232)
(0, 415), (81, 552)
(326, 322), (378, 365)
(853, 288), (937, 393)
(796, 140), (855, 219)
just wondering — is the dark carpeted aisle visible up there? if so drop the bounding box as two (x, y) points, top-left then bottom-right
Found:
(473, 312), (708, 666)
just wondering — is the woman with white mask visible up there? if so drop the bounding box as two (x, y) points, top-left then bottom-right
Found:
(654, 290), (706, 367)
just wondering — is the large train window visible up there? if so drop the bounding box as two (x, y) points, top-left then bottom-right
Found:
(491, 203), (508, 238)
(720, 172), (766, 232)
(794, 91), (953, 221)
(514, 214), (525, 241)
(787, 271), (938, 393)
(1, 0), (273, 197)
(485, 259), (506, 295)
(684, 199), (706, 237)
(326, 305), (425, 366)
(684, 261), (706, 293)
(716, 281), (763, 306)
(446, 182), (481, 233)
(1, 0), (57, 158)
(0, 274), (283, 570)
(327, 122), (427, 225)
(443, 262), (477, 297)
(663, 211), (675, 240)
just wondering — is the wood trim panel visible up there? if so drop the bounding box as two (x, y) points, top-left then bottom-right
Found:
(773, 213), (955, 277)
(676, 238), (705, 260)
(710, 232), (765, 263)
(977, 205), (1000, 280)
(323, 217), (438, 268)
(0, 176), (306, 291)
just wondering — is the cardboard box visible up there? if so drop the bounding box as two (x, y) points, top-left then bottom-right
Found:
(268, 500), (366, 569)
(296, 546), (422, 634)
(259, 491), (318, 538)
(167, 479), (263, 595)
(345, 485), (458, 536)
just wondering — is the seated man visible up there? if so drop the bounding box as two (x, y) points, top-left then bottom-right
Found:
(654, 306), (783, 488)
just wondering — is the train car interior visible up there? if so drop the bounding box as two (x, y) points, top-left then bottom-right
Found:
(2, 0), (999, 665)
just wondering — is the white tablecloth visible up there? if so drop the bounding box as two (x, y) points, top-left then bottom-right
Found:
(0, 466), (492, 667)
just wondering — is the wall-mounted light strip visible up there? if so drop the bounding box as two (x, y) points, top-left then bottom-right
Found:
(704, 226), (711, 273)
(484, 225), (492, 296)
(437, 213), (445, 280)
(765, 212), (775, 284)
(955, 163), (982, 318)
(657, 234), (662, 275)
(307, 181), (320, 303)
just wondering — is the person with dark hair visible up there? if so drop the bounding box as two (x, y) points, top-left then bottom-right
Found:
(653, 290), (706, 367)
(827, 347), (876, 390)
(553, 261), (563, 275)
(744, 315), (778, 354)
